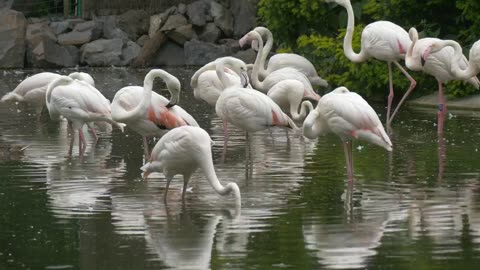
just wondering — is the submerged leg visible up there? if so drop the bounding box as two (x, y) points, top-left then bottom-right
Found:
(78, 128), (87, 156)
(343, 141), (354, 182)
(143, 136), (150, 160)
(386, 62), (394, 126)
(388, 61), (417, 126)
(182, 174), (191, 201)
(223, 120), (229, 148)
(437, 81), (446, 134)
(89, 126), (99, 143)
(164, 175), (173, 201)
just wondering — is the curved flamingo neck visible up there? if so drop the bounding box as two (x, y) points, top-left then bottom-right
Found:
(250, 31), (267, 90)
(191, 62), (217, 88)
(447, 40), (478, 80)
(291, 100), (313, 121)
(200, 154), (242, 207)
(340, 0), (368, 63)
(405, 28), (419, 71)
(255, 27), (273, 76)
(215, 60), (230, 89)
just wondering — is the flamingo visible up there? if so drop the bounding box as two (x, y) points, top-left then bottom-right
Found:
(239, 30), (322, 99)
(111, 69), (199, 159)
(45, 76), (124, 156)
(190, 58), (250, 106)
(213, 57), (298, 142)
(1, 71), (95, 118)
(403, 27), (479, 134)
(266, 79), (315, 121)
(140, 125), (241, 208)
(245, 26), (328, 88)
(303, 86), (392, 182)
(325, 0), (416, 127)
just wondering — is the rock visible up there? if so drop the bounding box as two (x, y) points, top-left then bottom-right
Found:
(149, 6), (178, 37)
(72, 20), (103, 40)
(230, 0), (258, 38)
(30, 39), (79, 67)
(178, 3), (187, 15)
(65, 18), (85, 30)
(184, 39), (234, 66)
(99, 16), (129, 41)
(0, 9), (27, 68)
(117, 9), (149, 41)
(132, 31), (167, 67)
(186, 0), (209, 27)
(153, 40), (186, 66)
(58, 31), (92, 46)
(218, 38), (241, 52)
(167, 24), (195, 45)
(136, 34), (150, 47)
(81, 39), (124, 66)
(160, 14), (188, 32)
(26, 22), (56, 48)
(209, 1), (233, 36)
(199, 23), (221, 43)
(49, 21), (69, 35)
(121, 40), (141, 66)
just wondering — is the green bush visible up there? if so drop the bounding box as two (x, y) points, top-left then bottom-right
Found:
(258, 0), (480, 98)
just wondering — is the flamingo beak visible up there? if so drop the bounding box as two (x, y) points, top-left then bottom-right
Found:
(240, 71), (249, 88)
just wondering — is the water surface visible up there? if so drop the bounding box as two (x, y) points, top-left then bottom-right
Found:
(1, 67), (480, 269)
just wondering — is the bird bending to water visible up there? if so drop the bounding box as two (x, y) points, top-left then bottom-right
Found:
(111, 69), (198, 159)
(45, 76), (124, 156)
(267, 79), (315, 122)
(1, 72), (95, 118)
(404, 27), (479, 134)
(303, 86), (392, 181)
(326, 0), (415, 127)
(245, 26), (328, 88)
(141, 126), (241, 208)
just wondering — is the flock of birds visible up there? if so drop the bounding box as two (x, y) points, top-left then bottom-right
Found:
(2, 0), (480, 210)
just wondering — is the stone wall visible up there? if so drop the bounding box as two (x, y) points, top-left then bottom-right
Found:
(0, 0), (258, 69)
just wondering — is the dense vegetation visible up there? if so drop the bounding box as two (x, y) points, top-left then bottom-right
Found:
(258, 0), (480, 99)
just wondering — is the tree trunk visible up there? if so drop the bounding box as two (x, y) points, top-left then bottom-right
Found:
(131, 31), (168, 68)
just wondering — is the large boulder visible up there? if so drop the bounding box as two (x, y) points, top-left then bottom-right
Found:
(160, 14), (188, 32)
(186, 0), (210, 27)
(0, 9), (27, 68)
(117, 9), (149, 41)
(209, 1), (233, 36)
(153, 40), (186, 66)
(231, 0), (258, 38)
(25, 21), (57, 66)
(80, 38), (124, 66)
(148, 7), (177, 38)
(166, 24), (195, 46)
(29, 39), (79, 67)
(184, 39), (234, 66)
(58, 20), (102, 46)
(98, 16), (129, 41)
(199, 23), (221, 43)
(121, 40), (141, 66)
(49, 21), (69, 35)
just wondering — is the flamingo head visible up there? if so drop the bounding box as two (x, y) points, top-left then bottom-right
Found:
(239, 30), (261, 49)
(421, 46), (433, 67)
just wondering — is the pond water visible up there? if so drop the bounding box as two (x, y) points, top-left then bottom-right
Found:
(1, 67), (480, 269)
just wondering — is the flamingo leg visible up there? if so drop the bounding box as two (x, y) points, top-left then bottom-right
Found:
(142, 136), (150, 160)
(181, 174), (191, 201)
(437, 81), (446, 134)
(223, 120), (229, 147)
(164, 175), (173, 201)
(388, 61), (417, 126)
(89, 127), (99, 143)
(67, 121), (74, 156)
(78, 128), (87, 156)
(386, 62), (394, 126)
(343, 141), (354, 182)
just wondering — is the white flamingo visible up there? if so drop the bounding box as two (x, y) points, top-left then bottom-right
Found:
(140, 125), (241, 208)
(111, 69), (199, 159)
(1, 71), (95, 118)
(45, 76), (124, 156)
(303, 86), (392, 181)
(266, 79), (315, 121)
(326, 0), (415, 126)
(404, 27), (479, 134)
(213, 57), (298, 142)
(239, 30), (322, 99)
(245, 26), (328, 88)
(190, 57), (250, 106)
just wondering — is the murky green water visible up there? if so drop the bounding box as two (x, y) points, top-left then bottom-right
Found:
(1, 67), (480, 269)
